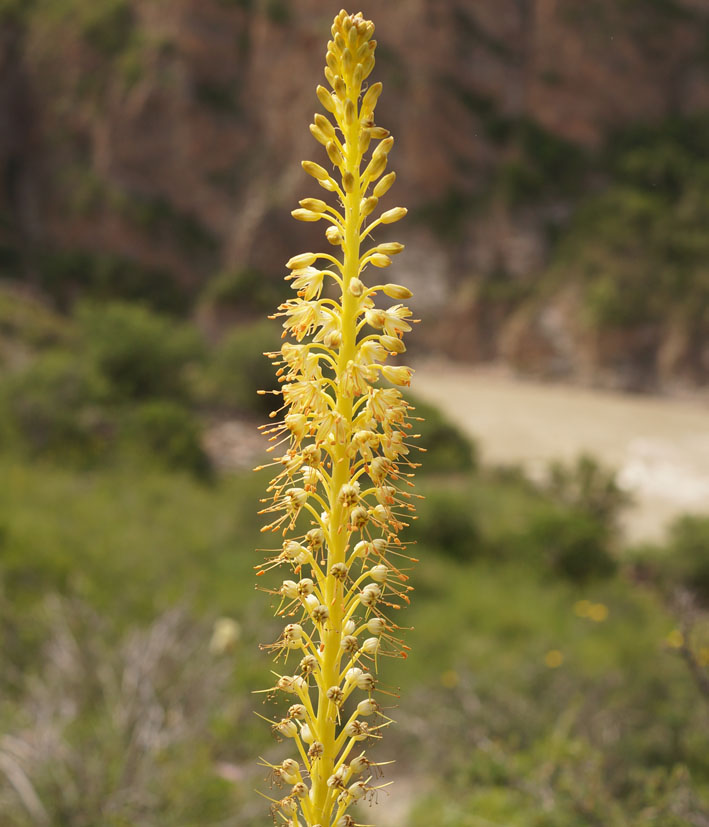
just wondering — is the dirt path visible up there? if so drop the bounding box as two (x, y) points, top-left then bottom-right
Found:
(412, 362), (709, 543)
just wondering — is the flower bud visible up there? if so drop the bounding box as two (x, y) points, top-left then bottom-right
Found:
(346, 667), (363, 683)
(377, 241), (404, 256)
(369, 564), (388, 583)
(361, 196), (378, 216)
(316, 84), (337, 113)
(301, 161), (329, 181)
(299, 197), (328, 212)
(300, 723), (314, 743)
(382, 282), (412, 299)
(350, 506), (369, 528)
(309, 124), (329, 146)
(299, 654), (318, 674)
(380, 335), (406, 353)
(313, 114), (336, 140)
(304, 593), (319, 611)
(373, 136), (394, 159)
(361, 81), (382, 114)
(373, 171), (396, 198)
(341, 634), (359, 653)
(369, 253), (391, 268)
(326, 141), (343, 167)
(380, 206), (407, 224)
(348, 781), (367, 800)
(326, 685), (344, 705)
(326, 225), (343, 246)
(344, 619), (356, 635)
(344, 98), (356, 124)
(348, 278), (365, 297)
(323, 329), (342, 348)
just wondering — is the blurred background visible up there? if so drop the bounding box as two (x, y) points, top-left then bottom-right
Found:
(1, 0), (708, 824)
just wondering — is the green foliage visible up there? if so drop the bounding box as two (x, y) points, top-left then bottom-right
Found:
(121, 401), (211, 479)
(76, 301), (204, 402)
(37, 248), (191, 315)
(659, 515), (709, 606)
(551, 114), (709, 334)
(201, 267), (290, 313)
(525, 507), (617, 582)
(197, 320), (281, 416)
(409, 395), (478, 474)
(1, 350), (111, 463)
(408, 484), (481, 561)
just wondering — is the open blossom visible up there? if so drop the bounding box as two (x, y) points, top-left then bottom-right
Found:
(255, 10), (418, 827)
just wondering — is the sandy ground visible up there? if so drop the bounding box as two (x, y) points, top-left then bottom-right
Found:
(412, 361), (709, 543)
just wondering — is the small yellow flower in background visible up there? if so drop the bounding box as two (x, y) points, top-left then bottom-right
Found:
(254, 10), (417, 827)
(210, 617), (241, 655)
(574, 599), (609, 622)
(545, 649), (564, 668)
(440, 669), (460, 689)
(698, 647), (709, 667)
(666, 629), (684, 649)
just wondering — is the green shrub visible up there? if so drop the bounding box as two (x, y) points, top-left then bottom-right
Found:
(408, 395), (478, 474)
(662, 515), (709, 605)
(408, 485), (481, 561)
(77, 302), (204, 402)
(201, 267), (289, 313)
(198, 320), (281, 416)
(525, 507), (617, 582)
(121, 401), (211, 478)
(2, 350), (112, 463)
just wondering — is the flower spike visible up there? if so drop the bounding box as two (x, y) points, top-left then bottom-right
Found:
(257, 10), (417, 827)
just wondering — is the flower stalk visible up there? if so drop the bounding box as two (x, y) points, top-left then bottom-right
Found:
(255, 10), (418, 826)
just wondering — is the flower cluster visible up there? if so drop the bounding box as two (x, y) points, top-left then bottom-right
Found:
(255, 10), (418, 827)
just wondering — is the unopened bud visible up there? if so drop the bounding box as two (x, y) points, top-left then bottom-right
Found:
(362, 636), (380, 654)
(370, 564), (388, 582)
(361, 196), (378, 216)
(369, 253), (391, 268)
(316, 84), (337, 113)
(301, 161), (329, 181)
(373, 171), (396, 198)
(348, 278), (365, 297)
(299, 197), (328, 213)
(286, 253), (317, 270)
(380, 206), (407, 224)
(382, 282), (412, 299)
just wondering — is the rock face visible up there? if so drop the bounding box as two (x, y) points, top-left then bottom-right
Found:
(1, 0), (708, 388)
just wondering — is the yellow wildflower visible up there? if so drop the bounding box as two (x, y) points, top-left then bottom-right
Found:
(256, 10), (415, 827)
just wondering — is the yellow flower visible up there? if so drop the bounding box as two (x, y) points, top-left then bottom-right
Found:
(545, 649), (564, 668)
(256, 10), (415, 827)
(666, 629), (684, 649)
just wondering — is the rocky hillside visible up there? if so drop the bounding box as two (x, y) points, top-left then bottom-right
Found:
(1, 0), (708, 389)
